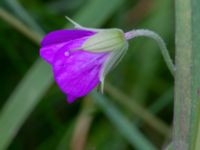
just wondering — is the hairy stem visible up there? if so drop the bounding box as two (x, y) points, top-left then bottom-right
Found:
(125, 29), (175, 76)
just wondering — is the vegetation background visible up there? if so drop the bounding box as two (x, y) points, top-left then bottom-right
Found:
(0, 0), (174, 149)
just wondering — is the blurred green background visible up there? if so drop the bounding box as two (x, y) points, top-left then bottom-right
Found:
(0, 0), (174, 149)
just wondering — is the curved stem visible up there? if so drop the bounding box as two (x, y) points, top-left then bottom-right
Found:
(125, 29), (175, 76)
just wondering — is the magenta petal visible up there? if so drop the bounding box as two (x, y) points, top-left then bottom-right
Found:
(67, 95), (77, 103)
(40, 43), (66, 64)
(40, 29), (95, 64)
(41, 29), (95, 47)
(52, 39), (109, 103)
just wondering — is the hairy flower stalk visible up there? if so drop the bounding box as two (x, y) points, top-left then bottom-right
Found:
(40, 18), (174, 103)
(125, 29), (175, 76)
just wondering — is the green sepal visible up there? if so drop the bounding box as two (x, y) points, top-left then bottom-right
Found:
(82, 29), (127, 52)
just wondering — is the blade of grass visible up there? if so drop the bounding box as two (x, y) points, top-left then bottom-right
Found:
(91, 91), (157, 150)
(37, 121), (75, 150)
(5, 0), (45, 34)
(55, 122), (75, 150)
(174, 0), (200, 149)
(0, 8), (42, 44)
(0, 0), (123, 149)
(148, 87), (173, 114)
(105, 83), (170, 138)
(0, 59), (52, 149)
(165, 143), (173, 150)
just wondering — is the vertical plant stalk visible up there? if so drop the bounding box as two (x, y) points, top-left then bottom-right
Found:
(174, 0), (195, 149)
(174, 0), (200, 149)
(174, 1), (192, 149)
(125, 29), (175, 76)
(191, 0), (200, 149)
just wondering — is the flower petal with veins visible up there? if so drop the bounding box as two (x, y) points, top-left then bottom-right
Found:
(40, 19), (128, 103)
(40, 29), (95, 63)
(52, 37), (108, 103)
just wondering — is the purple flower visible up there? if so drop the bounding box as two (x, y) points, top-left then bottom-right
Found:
(40, 18), (128, 103)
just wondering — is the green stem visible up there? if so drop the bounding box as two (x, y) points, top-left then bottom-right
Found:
(174, 0), (200, 149)
(125, 29), (175, 76)
(174, 1), (192, 149)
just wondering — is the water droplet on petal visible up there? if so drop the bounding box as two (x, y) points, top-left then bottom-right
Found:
(64, 51), (70, 56)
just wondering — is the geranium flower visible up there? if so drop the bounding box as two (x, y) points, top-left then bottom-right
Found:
(40, 17), (173, 103)
(40, 18), (128, 103)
